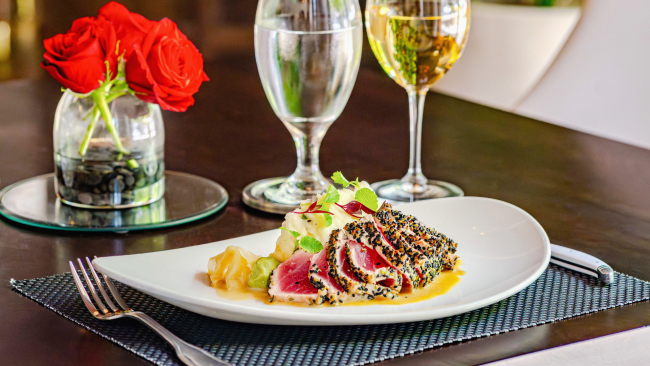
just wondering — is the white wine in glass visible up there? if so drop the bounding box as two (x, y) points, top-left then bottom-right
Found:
(244, 0), (363, 213)
(366, 0), (470, 201)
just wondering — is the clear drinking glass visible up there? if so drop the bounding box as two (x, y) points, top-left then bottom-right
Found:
(243, 0), (363, 213)
(366, 0), (470, 201)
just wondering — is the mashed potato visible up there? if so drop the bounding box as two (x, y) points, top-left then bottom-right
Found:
(270, 182), (374, 262)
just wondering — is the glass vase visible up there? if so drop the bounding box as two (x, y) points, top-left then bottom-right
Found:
(53, 91), (165, 209)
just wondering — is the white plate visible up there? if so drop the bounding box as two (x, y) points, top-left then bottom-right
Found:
(94, 197), (550, 326)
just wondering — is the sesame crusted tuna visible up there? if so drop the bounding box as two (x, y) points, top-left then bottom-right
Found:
(268, 250), (319, 305)
(346, 240), (402, 292)
(308, 249), (351, 305)
(268, 203), (459, 305)
(379, 202), (458, 270)
(343, 218), (420, 293)
(399, 211), (458, 270)
(374, 213), (441, 288)
(326, 229), (399, 301)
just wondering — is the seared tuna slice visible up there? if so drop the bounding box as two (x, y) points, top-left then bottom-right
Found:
(378, 220), (441, 287)
(308, 249), (350, 305)
(326, 229), (399, 301)
(380, 202), (458, 270)
(346, 240), (402, 292)
(344, 219), (420, 293)
(401, 211), (458, 270)
(268, 250), (319, 305)
(389, 209), (436, 256)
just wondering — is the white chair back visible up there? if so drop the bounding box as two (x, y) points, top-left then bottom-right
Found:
(515, 0), (650, 149)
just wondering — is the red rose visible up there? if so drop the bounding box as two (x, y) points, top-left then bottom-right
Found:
(98, 1), (156, 60)
(125, 18), (209, 112)
(41, 16), (117, 94)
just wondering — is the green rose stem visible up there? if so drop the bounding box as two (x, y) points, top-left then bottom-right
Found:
(78, 91), (128, 156)
(91, 88), (128, 155)
(87, 88), (140, 168)
(78, 108), (100, 156)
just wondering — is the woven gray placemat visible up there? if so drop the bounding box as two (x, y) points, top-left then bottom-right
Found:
(10, 264), (650, 366)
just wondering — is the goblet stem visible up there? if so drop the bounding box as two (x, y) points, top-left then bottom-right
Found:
(402, 89), (429, 194)
(280, 121), (332, 201)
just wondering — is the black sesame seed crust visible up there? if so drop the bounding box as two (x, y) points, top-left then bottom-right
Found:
(402, 211), (458, 270)
(308, 254), (352, 306)
(375, 214), (441, 287)
(308, 264), (336, 306)
(377, 203), (458, 277)
(326, 229), (399, 301)
(346, 242), (402, 291)
(386, 204), (459, 270)
(344, 219), (420, 292)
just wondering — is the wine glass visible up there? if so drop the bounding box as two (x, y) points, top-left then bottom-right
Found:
(366, 0), (470, 201)
(243, 0), (363, 213)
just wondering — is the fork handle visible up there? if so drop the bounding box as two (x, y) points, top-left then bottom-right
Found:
(126, 312), (231, 366)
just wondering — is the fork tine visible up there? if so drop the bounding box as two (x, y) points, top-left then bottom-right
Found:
(93, 256), (131, 311)
(77, 258), (109, 314)
(69, 261), (100, 316)
(85, 257), (118, 312)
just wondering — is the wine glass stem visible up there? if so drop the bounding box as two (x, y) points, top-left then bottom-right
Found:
(403, 89), (429, 194)
(294, 128), (321, 178)
(285, 121), (332, 195)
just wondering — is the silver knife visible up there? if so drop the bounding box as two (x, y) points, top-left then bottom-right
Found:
(550, 244), (615, 284)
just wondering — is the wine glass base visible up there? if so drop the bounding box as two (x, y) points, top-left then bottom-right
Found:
(242, 177), (301, 214)
(371, 179), (464, 203)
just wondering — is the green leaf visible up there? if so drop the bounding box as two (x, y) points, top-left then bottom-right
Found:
(331, 171), (350, 187)
(320, 203), (333, 227)
(298, 236), (324, 253)
(350, 177), (361, 188)
(324, 213), (333, 227)
(301, 214), (308, 220)
(332, 171), (361, 188)
(280, 227), (300, 238)
(355, 188), (379, 212)
(323, 185), (340, 203)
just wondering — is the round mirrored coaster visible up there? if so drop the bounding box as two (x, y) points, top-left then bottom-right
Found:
(371, 179), (464, 203)
(242, 177), (300, 214)
(0, 171), (228, 232)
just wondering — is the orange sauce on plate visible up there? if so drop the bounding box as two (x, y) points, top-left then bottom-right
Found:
(211, 260), (464, 307)
(344, 260), (465, 306)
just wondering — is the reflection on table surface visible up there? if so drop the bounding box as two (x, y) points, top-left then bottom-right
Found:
(0, 172), (227, 231)
(54, 198), (166, 229)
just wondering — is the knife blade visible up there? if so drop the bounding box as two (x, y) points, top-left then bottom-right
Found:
(550, 244), (615, 284)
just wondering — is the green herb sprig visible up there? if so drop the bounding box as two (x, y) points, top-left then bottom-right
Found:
(280, 227), (324, 253)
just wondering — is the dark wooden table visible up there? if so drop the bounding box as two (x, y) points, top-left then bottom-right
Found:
(2, 1), (650, 365)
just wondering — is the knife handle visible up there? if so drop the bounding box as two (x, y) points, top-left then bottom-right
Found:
(550, 244), (615, 284)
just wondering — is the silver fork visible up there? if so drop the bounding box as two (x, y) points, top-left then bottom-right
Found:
(69, 257), (231, 366)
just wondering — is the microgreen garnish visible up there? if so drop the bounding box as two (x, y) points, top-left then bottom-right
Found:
(324, 213), (333, 227)
(335, 200), (377, 218)
(279, 227), (300, 238)
(320, 203), (334, 227)
(301, 214), (308, 220)
(354, 188), (379, 212)
(297, 236), (324, 253)
(293, 200), (334, 215)
(323, 184), (340, 203)
(332, 171), (360, 188)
